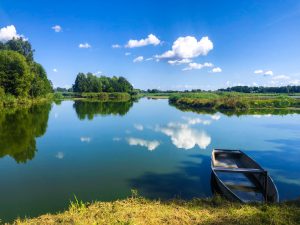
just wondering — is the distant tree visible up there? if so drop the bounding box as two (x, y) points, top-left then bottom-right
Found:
(0, 50), (33, 96)
(73, 73), (133, 93)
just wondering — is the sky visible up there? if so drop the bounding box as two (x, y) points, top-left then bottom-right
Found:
(0, 0), (300, 90)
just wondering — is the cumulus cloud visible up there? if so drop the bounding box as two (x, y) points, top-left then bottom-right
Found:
(80, 137), (91, 143)
(0, 25), (24, 43)
(155, 122), (211, 150)
(79, 43), (91, 48)
(182, 62), (213, 71)
(125, 52), (131, 56)
(126, 34), (160, 48)
(133, 56), (144, 63)
(211, 67), (222, 73)
(53, 68), (58, 73)
(168, 58), (191, 65)
(93, 71), (102, 75)
(112, 44), (121, 48)
(52, 25), (62, 32)
(156, 36), (213, 59)
(127, 138), (160, 151)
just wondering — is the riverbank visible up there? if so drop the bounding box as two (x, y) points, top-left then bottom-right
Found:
(13, 197), (300, 225)
(56, 92), (134, 101)
(0, 94), (53, 109)
(169, 92), (300, 111)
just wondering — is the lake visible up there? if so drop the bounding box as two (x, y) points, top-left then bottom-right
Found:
(0, 98), (300, 222)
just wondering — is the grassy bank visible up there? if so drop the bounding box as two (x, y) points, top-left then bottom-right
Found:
(0, 94), (53, 109)
(13, 197), (300, 225)
(56, 92), (133, 101)
(169, 92), (300, 112)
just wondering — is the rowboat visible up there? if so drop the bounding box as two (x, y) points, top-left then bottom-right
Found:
(211, 149), (279, 203)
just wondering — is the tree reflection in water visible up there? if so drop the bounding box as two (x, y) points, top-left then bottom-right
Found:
(0, 103), (52, 163)
(73, 100), (134, 120)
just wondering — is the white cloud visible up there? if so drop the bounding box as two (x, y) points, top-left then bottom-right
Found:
(133, 56), (144, 63)
(254, 70), (264, 74)
(125, 52), (131, 56)
(182, 117), (211, 125)
(211, 67), (222, 73)
(53, 68), (58, 73)
(254, 69), (274, 76)
(52, 25), (62, 32)
(182, 62), (213, 71)
(80, 137), (91, 143)
(126, 34), (160, 48)
(127, 138), (160, 151)
(264, 70), (273, 76)
(55, 152), (64, 159)
(134, 124), (144, 131)
(79, 43), (91, 48)
(272, 75), (290, 80)
(168, 58), (192, 65)
(145, 57), (153, 61)
(155, 122), (211, 150)
(156, 36), (213, 59)
(112, 44), (121, 48)
(0, 25), (23, 43)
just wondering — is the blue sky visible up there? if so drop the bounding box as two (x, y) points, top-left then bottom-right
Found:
(0, 0), (300, 90)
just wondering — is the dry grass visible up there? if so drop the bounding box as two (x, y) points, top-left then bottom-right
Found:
(12, 197), (300, 225)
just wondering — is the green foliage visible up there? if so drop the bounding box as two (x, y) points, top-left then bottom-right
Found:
(0, 37), (34, 61)
(30, 62), (53, 97)
(73, 100), (134, 120)
(0, 39), (53, 102)
(73, 73), (133, 93)
(219, 85), (300, 93)
(0, 103), (51, 163)
(169, 92), (300, 113)
(0, 50), (33, 97)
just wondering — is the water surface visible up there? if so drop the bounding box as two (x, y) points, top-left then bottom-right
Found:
(0, 98), (300, 222)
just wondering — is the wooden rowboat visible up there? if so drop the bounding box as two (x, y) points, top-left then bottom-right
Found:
(211, 149), (279, 203)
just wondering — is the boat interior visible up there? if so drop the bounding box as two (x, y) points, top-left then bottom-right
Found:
(212, 149), (278, 203)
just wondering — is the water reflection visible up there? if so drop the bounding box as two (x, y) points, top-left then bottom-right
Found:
(129, 154), (212, 199)
(127, 137), (160, 151)
(155, 122), (211, 150)
(73, 100), (134, 120)
(0, 103), (51, 163)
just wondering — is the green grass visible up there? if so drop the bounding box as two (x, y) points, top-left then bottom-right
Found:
(12, 197), (300, 225)
(169, 92), (300, 112)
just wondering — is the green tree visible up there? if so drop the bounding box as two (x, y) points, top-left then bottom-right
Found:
(0, 38), (34, 61)
(0, 50), (33, 97)
(30, 62), (53, 97)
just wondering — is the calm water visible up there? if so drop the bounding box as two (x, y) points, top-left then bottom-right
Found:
(0, 98), (300, 222)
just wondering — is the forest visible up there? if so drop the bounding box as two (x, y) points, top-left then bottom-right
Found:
(0, 38), (53, 102)
(73, 73), (133, 93)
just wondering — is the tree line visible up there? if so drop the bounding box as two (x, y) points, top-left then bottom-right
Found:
(0, 38), (53, 98)
(73, 73), (133, 93)
(218, 85), (300, 93)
